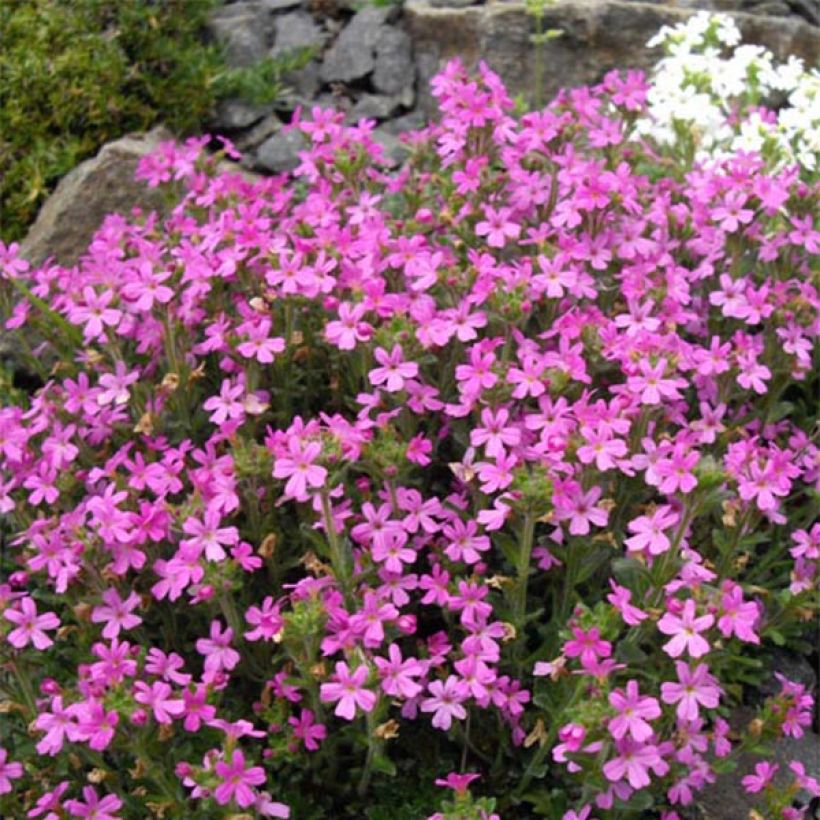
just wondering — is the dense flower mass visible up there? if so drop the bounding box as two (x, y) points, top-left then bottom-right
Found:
(0, 14), (817, 820)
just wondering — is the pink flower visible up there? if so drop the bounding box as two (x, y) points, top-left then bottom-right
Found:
(657, 599), (714, 658)
(289, 709), (327, 751)
(273, 438), (327, 501)
(717, 583), (759, 644)
(325, 302), (373, 350)
(603, 738), (669, 789)
(196, 620), (241, 675)
(475, 205), (521, 248)
(203, 378), (246, 425)
(320, 662), (377, 720)
(421, 676), (469, 730)
(608, 680), (661, 742)
(607, 580), (648, 625)
(470, 407), (520, 458)
(133, 681), (185, 725)
(213, 749), (267, 808)
(660, 662), (721, 721)
(64, 786), (123, 819)
(369, 345), (418, 393)
(374, 644), (425, 699)
(442, 518), (490, 564)
(181, 506), (240, 562)
(741, 761), (778, 794)
(564, 626), (611, 668)
(4, 596), (60, 650)
(245, 597), (284, 642)
(628, 358), (687, 405)
(434, 772), (481, 795)
(91, 589), (142, 640)
(563, 486), (609, 536)
(624, 506), (679, 555)
(0, 747), (23, 794)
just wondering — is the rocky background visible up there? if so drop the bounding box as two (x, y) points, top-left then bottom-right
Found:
(206, 0), (819, 174)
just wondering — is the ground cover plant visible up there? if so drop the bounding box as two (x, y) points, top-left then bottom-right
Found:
(0, 12), (818, 819)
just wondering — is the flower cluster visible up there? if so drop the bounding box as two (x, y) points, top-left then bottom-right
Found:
(0, 16), (816, 820)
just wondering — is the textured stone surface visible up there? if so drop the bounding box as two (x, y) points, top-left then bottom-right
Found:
(320, 6), (397, 82)
(373, 27), (416, 97)
(20, 128), (174, 267)
(254, 129), (306, 172)
(271, 10), (327, 58)
(405, 0), (820, 114)
(212, 99), (273, 131)
(208, 2), (273, 68)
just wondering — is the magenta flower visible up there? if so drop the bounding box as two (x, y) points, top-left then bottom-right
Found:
(603, 737), (669, 789)
(442, 518), (490, 565)
(475, 205), (521, 248)
(608, 680), (661, 742)
(657, 599), (714, 658)
(64, 786), (123, 819)
(4, 596), (60, 650)
(244, 596), (284, 642)
(628, 358), (687, 405)
(369, 345), (418, 393)
(717, 583), (760, 644)
(624, 506), (679, 556)
(320, 662), (377, 720)
(434, 772), (481, 795)
(272, 438), (327, 501)
(196, 620), (241, 675)
(0, 747), (23, 794)
(564, 626), (611, 668)
(133, 681), (185, 725)
(91, 588), (142, 640)
(374, 643), (425, 699)
(213, 749), (267, 808)
(420, 675), (469, 731)
(660, 661), (721, 721)
(289, 709), (327, 751)
(741, 761), (778, 794)
(181, 506), (239, 562)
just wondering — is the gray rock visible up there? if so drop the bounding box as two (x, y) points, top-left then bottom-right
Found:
(349, 93), (406, 122)
(320, 6), (396, 83)
(787, 0), (820, 25)
(278, 60), (323, 107)
(236, 114), (284, 152)
(212, 99), (273, 131)
(427, 0), (482, 6)
(260, 0), (303, 9)
(751, 0), (793, 13)
(372, 126), (411, 165)
(373, 27), (416, 98)
(208, 3), (273, 68)
(20, 127), (174, 267)
(378, 110), (427, 135)
(271, 11), (327, 59)
(254, 129), (306, 172)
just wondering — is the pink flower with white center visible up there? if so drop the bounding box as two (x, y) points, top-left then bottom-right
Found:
(203, 378), (246, 425)
(608, 680), (661, 742)
(508, 355), (547, 399)
(602, 738), (669, 789)
(121, 263), (174, 312)
(628, 358), (687, 405)
(655, 444), (699, 495)
(320, 662), (377, 720)
(475, 205), (520, 248)
(712, 190), (754, 233)
(133, 681), (185, 724)
(236, 318), (286, 364)
(181, 506), (239, 562)
(470, 406), (521, 458)
(196, 620), (240, 675)
(34, 695), (76, 756)
(374, 643), (425, 699)
(371, 529), (416, 574)
(577, 427), (628, 471)
(562, 486), (609, 536)
(606, 580), (648, 626)
(272, 438), (327, 501)
(70, 700), (119, 751)
(741, 761), (778, 794)
(96, 362), (139, 406)
(717, 582), (760, 644)
(4, 596), (60, 650)
(213, 749), (267, 808)
(442, 518), (490, 564)
(245, 596), (284, 642)
(420, 675), (469, 730)
(624, 505), (679, 555)
(64, 786), (123, 820)
(70, 286), (122, 342)
(657, 599), (714, 659)
(660, 661), (721, 721)
(91, 588), (142, 640)
(0, 747), (22, 794)
(475, 451), (517, 493)
(325, 302), (373, 351)
(737, 461), (787, 512)
(369, 345), (418, 393)
(564, 626), (611, 668)
(455, 346), (498, 395)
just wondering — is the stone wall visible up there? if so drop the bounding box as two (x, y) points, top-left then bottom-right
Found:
(207, 0), (819, 172)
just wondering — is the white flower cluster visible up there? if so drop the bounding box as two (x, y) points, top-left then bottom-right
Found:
(637, 11), (820, 173)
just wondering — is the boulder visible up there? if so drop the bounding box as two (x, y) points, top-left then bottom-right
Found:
(207, 2), (274, 68)
(254, 129), (307, 172)
(373, 28), (416, 98)
(270, 10), (327, 59)
(320, 6), (398, 83)
(20, 128), (175, 267)
(404, 0), (820, 115)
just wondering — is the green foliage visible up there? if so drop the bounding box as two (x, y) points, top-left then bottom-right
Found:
(0, 0), (310, 243)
